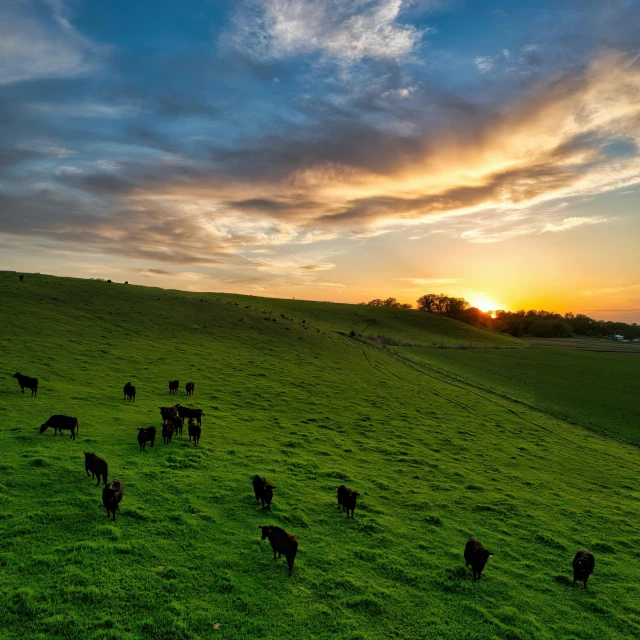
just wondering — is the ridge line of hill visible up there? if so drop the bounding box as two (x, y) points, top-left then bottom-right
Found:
(364, 341), (640, 468)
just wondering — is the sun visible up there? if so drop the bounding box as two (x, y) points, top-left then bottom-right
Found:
(468, 295), (501, 313)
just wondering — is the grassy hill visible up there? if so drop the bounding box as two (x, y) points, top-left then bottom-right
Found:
(395, 346), (640, 445)
(1, 271), (639, 640)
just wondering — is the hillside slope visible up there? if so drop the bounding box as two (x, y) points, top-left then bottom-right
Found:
(0, 272), (639, 640)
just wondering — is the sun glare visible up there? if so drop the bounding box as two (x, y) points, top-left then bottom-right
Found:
(469, 295), (501, 313)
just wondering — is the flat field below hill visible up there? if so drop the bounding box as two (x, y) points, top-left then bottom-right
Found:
(1, 272), (639, 640)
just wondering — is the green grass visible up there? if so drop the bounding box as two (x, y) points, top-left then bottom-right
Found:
(1, 271), (639, 639)
(395, 346), (640, 445)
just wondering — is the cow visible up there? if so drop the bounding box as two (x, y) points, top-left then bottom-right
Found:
(84, 452), (108, 486)
(13, 372), (38, 396)
(176, 405), (203, 426)
(186, 382), (195, 396)
(40, 415), (78, 440)
(259, 526), (298, 575)
(102, 479), (123, 521)
(123, 382), (136, 402)
(253, 475), (275, 510)
(159, 405), (178, 424)
(162, 423), (174, 444)
(137, 426), (156, 450)
(573, 550), (595, 589)
(464, 537), (493, 581)
(169, 380), (179, 395)
(169, 415), (183, 436)
(187, 418), (201, 446)
(337, 485), (359, 518)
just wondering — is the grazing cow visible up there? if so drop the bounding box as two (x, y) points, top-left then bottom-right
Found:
(102, 479), (123, 521)
(186, 382), (195, 396)
(337, 485), (359, 518)
(253, 475), (275, 510)
(13, 372), (38, 396)
(123, 382), (136, 402)
(187, 418), (201, 446)
(464, 537), (493, 581)
(137, 426), (156, 450)
(176, 405), (204, 426)
(573, 549), (595, 589)
(40, 415), (78, 440)
(162, 423), (174, 444)
(259, 526), (298, 575)
(169, 415), (183, 436)
(84, 452), (108, 486)
(159, 405), (178, 424)
(169, 380), (179, 395)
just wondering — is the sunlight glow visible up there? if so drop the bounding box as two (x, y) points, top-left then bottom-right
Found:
(469, 295), (501, 313)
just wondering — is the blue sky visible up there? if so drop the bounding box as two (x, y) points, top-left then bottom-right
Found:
(1, 0), (639, 319)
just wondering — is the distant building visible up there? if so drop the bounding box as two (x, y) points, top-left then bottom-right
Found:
(633, 338), (640, 342)
(613, 334), (624, 341)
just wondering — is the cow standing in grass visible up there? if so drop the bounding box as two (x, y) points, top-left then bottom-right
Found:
(573, 550), (595, 588)
(13, 372), (38, 396)
(253, 475), (275, 510)
(464, 537), (493, 581)
(137, 427), (156, 450)
(162, 423), (174, 444)
(186, 382), (195, 396)
(169, 380), (179, 394)
(84, 452), (108, 486)
(102, 479), (123, 521)
(123, 382), (136, 402)
(188, 418), (201, 446)
(259, 526), (298, 575)
(169, 415), (183, 436)
(177, 405), (204, 426)
(337, 485), (359, 518)
(40, 415), (78, 440)
(159, 405), (178, 425)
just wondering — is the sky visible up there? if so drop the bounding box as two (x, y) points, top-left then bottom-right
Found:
(0, 0), (639, 321)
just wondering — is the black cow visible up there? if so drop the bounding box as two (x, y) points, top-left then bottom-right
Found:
(337, 485), (359, 518)
(176, 405), (203, 426)
(188, 418), (201, 446)
(13, 372), (38, 396)
(123, 382), (136, 402)
(169, 380), (179, 394)
(40, 415), (78, 440)
(573, 550), (595, 588)
(259, 525), (298, 575)
(159, 405), (178, 424)
(84, 452), (108, 486)
(464, 537), (493, 581)
(162, 423), (174, 444)
(137, 426), (156, 450)
(186, 382), (195, 396)
(253, 475), (275, 510)
(102, 479), (123, 521)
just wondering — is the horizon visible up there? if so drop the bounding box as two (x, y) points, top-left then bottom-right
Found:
(5, 269), (638, 326)
(1, 1), (639, 322)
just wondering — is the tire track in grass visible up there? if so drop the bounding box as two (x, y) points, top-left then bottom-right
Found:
(387, 349), (640, 471)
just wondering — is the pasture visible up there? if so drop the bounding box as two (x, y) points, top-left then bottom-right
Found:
(1, 271), (639, 639)
(396, 345), (640, 445)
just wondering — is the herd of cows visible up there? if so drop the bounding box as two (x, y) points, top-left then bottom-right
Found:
(13, 371), (596, 585)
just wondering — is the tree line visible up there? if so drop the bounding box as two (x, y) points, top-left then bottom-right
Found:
(361, 293), (640, 340)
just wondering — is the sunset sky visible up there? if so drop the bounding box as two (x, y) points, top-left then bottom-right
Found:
(1, 0), (639, 320)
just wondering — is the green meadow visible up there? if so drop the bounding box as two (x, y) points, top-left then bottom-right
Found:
(396, 346), (640, 445)
(1, 271), (639, 640)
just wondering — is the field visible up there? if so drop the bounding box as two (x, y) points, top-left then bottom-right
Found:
(396, 346), (640, 445)
(1, 271), (639, 640)
(524, 337), (640, 353)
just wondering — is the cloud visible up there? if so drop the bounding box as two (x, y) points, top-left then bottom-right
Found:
(398, 277), (462, 287)
(583, 283), (640, 296)
(298, 262), (335, 270)
(226, 0), (428, 64)
(31, 102), (139, 119)
(541, 216), (607, 233)
(0, 0), (100, 85)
